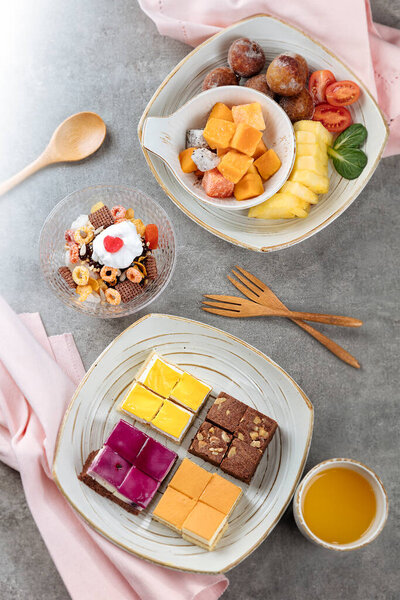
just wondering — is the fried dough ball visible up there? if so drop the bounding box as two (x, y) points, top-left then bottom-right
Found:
(228, 38), (265, 78)
(244, 74), (274, 99)
(202, 67), (239, 91)
(279, 88), (314, 122)
(266, 54), (307, 96)
(292, 53), (309, 82)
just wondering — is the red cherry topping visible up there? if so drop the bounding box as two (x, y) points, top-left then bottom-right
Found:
(104, 235), (124, 253)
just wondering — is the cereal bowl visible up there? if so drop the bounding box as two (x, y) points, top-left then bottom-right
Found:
(141, 86), (295, 210)
(39, 185), (176, 318)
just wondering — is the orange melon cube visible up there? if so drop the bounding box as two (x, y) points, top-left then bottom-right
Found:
(232, 103), (265, 130)
(230, 123), (262, 157)
(247, 163), (258, 174)
(209, 102), (233, 122)
(234, 173), (264, 201)
(252, 138), (268, 159)
(254, 149), (281, 180)
(202, 168), (234, 198)
(217, 150), (254, 184)
(217, 147), (231, 157)
(203, 118), (236, 150)
(179, 148), (197, 173)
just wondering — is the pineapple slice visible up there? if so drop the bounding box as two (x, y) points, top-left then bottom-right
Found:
(294, 120), (333, 147)
(293, 155), (328, 176)
(290, 169), (330, 194)
(295, 131), (327, 155)
(248, 192), (309, 219)
(296, 143), (328, 165)
(280, 181), (319, 204)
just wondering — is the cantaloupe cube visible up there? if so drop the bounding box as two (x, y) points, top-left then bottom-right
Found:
(252, 138), (268, 159)
(202, 168), (234, 198)
(234, 173), (264, 201)
(209, 102), (233, 122)
(254, 149), (281, 180)
(247, 163), (258, 174)
(290, 170), (329, 194)
(293, 155), (328, 176)
(248, 192), (309, 219)
(217, 147), (231, 157)
(232, 103), (265, 130)
(280, 181), (318, 204)
(294, 120), (333, 146)
(230, 123), (262, 157)
(217, 150), (254, 184)
(203, 118), (236, 150)
(179, 148), (197, 173)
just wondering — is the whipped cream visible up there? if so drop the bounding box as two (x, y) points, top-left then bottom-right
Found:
(71, 214), (90, 230)
(92, 221), (143, 269)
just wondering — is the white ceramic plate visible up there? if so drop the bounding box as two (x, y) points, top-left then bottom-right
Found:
(53, 314), (313, 573)
(138, 14), (388, 252)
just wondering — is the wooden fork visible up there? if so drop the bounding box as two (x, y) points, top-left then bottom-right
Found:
(202, 295), (362, 327)
(227, 265), (361, 369)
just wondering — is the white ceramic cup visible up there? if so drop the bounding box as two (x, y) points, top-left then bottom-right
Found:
(141, 86), (295, 211)
(293, 458), (388, 551)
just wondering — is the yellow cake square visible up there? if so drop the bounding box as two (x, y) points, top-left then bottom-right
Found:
(119, 382), (163, 423)
(150, 399), (192, 443)
(182, 502), (227, 550)
(199, 473), (242, 515)
(169, 458), (212, 498)
(170, 372), (212, 413)
(152, 487), (196, 532)
(137, 352), (183, 398)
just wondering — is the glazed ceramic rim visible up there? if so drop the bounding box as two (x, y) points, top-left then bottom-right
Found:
(293, 458), (389, 551)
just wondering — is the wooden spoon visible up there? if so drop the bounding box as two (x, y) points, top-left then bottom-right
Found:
(0, 111), (106, 196)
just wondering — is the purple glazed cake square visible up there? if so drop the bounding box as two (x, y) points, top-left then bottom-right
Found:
(105, 419), (148, 463)
(135, 437), (178, 481)
(117, 467), (160, 509)
(87, 446), (131, 490)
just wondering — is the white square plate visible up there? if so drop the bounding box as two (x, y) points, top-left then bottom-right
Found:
(53, 314), (313, 573)
(138, 14), (388, 252)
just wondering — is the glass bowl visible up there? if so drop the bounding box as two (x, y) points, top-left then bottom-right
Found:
(39, 185), (176, 318)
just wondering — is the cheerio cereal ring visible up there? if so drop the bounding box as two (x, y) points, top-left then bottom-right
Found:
(74, 226), (94, 245)
(125, 208), (135, 219)
(126, 266), (143, 283)
(100, 265), (118, 282)
(69, 244), (80, 263)
(111, 205), (126, 220)
(76, 285), (92, 302)
(72, 265), (90, 286)
(88, 277), (100, 292)
(90, 201), (104, 213)
(105, 288), (121, 305)
(132, 218), (146, 236)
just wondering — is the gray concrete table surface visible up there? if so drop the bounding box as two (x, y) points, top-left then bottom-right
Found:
(0, 1), (399, 598)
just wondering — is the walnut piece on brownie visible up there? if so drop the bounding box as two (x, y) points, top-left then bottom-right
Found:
(115, 279), (143, 302)
(88, 205), (114, 230)
(206, 392), (247, 433)
(235, 407), (278, 451)
(188, 421), (232, 467)
(220, 438), (262, 484)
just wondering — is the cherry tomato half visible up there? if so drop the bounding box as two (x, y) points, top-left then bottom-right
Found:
(313, 103), (352, 133)
(144, 224), (159, 249)
(308, 70), (336, 104)
(325, 80), (361, 106)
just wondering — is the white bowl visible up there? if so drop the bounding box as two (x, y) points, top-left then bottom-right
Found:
(141, 86), (295, 210)
(293, 458), (388, 551)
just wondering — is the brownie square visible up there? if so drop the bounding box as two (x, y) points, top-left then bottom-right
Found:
(235, 407), (278, 452)
(220, 438), (262, 484)
(206, 392), (247, 433)
(188, 421), (232, 466)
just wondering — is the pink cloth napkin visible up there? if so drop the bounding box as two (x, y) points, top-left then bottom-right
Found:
(138, 0), (400, 157)
(0, 295), (228, 600)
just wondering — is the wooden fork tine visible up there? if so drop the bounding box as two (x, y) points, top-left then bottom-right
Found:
(202, 307), (241, 318)
(235, 265), (267, 291)
(202, 300), (241, 312)
(227, 275), (260, 302)
(203, 294), (243, 305)
(231, 269), (262, 295)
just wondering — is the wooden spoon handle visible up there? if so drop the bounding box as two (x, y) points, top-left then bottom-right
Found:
(272, 309), (362, 327)
(0, 153), (50, 196)
(290, 317), (360, 368)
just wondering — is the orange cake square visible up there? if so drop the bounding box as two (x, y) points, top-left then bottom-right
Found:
(169, 458), (212, 499)
(182, 502), (227, 550)
(199, 473), (242, 515)
(152, 487), (196, 532)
